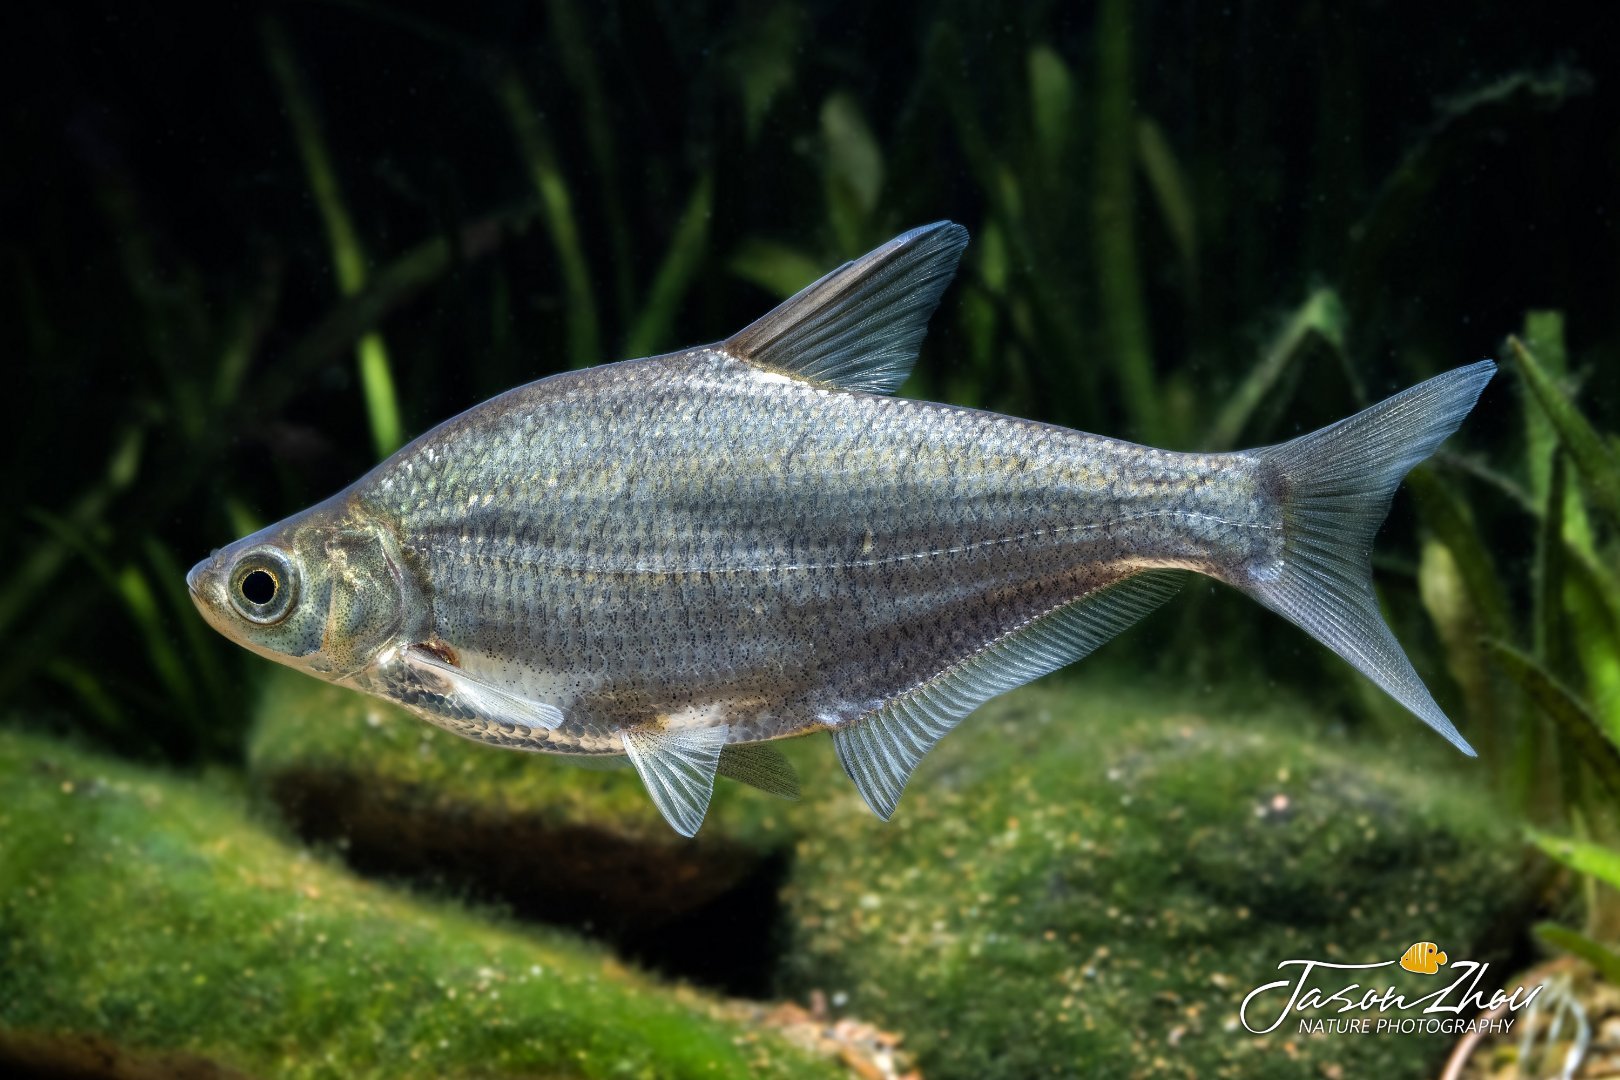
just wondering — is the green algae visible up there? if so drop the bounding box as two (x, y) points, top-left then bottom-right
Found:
(245, 659), (1537, 1077)
(0, 729), (845, 1080)
(775, 683), (1530, 1080)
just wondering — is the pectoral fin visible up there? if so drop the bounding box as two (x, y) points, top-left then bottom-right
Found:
(621, 725), (729, 837)
(391, 644), (565, 732)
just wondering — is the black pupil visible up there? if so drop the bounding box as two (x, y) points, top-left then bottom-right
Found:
(241, 569), (277, 606)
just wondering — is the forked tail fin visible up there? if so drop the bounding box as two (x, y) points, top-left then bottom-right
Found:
(1245, 361), (1496, 754)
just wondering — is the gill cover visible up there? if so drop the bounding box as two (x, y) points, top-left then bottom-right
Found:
(314, 526), (413, 677)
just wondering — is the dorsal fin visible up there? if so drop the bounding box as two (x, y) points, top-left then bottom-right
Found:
(723, 222), (969, 394)
(833, 571), (1186, 820)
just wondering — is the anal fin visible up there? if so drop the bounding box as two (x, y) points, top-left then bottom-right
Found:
(834, 570), (1185, 820)
(622, 725), (730, 837)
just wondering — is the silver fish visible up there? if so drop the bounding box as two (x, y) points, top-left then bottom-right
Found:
(188, 223), (1494, 836)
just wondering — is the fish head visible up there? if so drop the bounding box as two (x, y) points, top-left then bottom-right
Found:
(188, 502), (416, 681)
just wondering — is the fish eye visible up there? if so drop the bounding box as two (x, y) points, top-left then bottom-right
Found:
(228, 547), (298, 625)
(241, 569), (276, 604)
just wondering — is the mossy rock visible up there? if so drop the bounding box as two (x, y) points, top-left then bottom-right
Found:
(246, 663), (1535, 1077)
(247, 670), (838, 949)
(776, 682), (1533, 1080)
(0, 728), (847, 1080)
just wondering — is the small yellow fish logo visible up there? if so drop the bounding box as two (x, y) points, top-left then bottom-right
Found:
(1399, 941), (1448, 974)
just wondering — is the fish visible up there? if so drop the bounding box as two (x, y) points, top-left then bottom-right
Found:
(187, 222), (1495, 837)
(1398, 941), (1449, 975)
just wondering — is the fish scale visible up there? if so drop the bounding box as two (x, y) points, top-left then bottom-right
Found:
(189, 222), (1495, 836)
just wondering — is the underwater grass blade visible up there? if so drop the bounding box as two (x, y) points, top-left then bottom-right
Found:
(355, 337), (401, 458)
(1568, 577), (1620, 729)
(1534, 923), (1620, 986)
(0, 426), (143, 639)
(623, 173), (713, 358)
(1535, 453), (1571, 678)
(115, 565), (202, 732)
(256, 209), (534, 426)
(262, 15), (402, 459)
(821, 93), (884, 255)
(225, 498), (262, 544)
(1561, 548), (1620, 649)
(1136, 116), (1198, 298)
(546, 0), (632, 319)
(925, 24), (1089, 420)
(1407, 470), (1512, 638)
(1509, 334), (1620, 532)
(89, 166), (205, 436)
(30, 511), (202, 733)
(1027, 45), (1074, 178)
(726, 3), (801, 140)
(1522, 311), (1570, 502)
(1529, 831), (1620, 893)
(1419, 539), (1501, 768)
(496, 67), (599, 368)
(211, 277), (279, 411)
(1092, 0), (1159, 442)
(42, 659), (131, 738)
(952, 221), (1013, 408)
(144, 537), (233, 728)
(728, 239), (824, 300)
(1205, 288), (1346, 450)
(1489, 641), (1620, 803)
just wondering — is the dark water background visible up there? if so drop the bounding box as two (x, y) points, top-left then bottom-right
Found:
(5, 1), (1617, 770)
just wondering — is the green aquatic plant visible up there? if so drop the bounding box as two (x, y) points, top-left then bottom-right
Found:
(1404, 314), (1620, 985)
(263, 15), (404, 460)
(623, 172), (715, 359)
(1091, 0), (1160, 444)
(496, 66), (601, 369)
(1507, 327), (1620, 971)
(1531, 833), (1620, 986)
(0, 174), (536, 758)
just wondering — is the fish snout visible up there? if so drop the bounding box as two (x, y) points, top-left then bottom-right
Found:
(186, 557), (206, 597)
(186, 554), (223, 614)
(1434, 950), (1448, 967)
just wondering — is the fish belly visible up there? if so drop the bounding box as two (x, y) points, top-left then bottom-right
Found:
(367, 352), (1277, 753)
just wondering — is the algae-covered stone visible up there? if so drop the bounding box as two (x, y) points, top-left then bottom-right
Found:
(245, 660), (1534, 1077)
(247, 669), (835, 940)
(777, 681), (1529, 1080)
(0, 729), (846, 1080)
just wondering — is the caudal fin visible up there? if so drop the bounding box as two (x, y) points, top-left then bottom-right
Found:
(1245, 361), (1496, 755)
